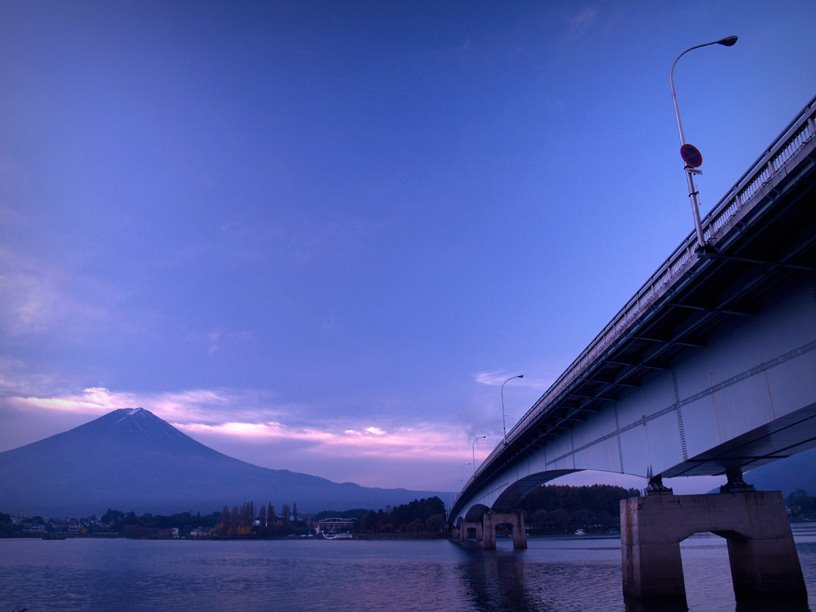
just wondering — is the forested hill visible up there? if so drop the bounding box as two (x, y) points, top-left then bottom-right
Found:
(317, 485), (641, 536)
(518, 484), (640, 534)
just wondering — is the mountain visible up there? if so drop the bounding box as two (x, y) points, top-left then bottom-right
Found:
(745, 447), (816, 497)
(0, 408), (448, 517)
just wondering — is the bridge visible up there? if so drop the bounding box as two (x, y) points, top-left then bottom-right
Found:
(449, 96), (816, 607)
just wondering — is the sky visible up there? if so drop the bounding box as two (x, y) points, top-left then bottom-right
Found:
(2, 0), (815, 495)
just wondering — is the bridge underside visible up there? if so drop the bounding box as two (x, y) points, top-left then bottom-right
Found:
(451, 100), (816, 525)
(489, 187), (816, 488)
(459, 396), (816, 518)
(454, 271), (816, 521)
(447, 97), (816, 612)
(664, 400), (816, 478)
(491, 469), (577, 511)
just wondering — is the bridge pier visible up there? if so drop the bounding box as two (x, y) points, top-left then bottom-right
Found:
(621, 491), (807, 608)
(482, 510), (527, 551)
(459, 520), (482, 542)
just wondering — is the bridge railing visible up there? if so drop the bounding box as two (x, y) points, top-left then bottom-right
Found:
(473, 96), (816, 486)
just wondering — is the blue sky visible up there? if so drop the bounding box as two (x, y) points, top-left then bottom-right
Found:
(2, 0), (815, 493)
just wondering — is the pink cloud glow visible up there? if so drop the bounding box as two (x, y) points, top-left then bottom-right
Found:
(4, 384), (480, 472)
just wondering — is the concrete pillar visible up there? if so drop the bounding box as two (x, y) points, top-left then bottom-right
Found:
(621, 491), (807, 608)
(621, 505), (686, 602)
(460, 520), (482, 541)
(725, 530), (807, 603)
(481, 511), (527, 551)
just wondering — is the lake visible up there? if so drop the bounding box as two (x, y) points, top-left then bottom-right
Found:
(2, 526), (816, 610)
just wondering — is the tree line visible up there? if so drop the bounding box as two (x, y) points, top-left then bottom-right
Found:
(518, 484), (640, 534)
(100, 508), (222, 538)
(217, 501), (309, 536)
(2, 486), (632, 538)
(0, 484), (687, 539)
(96, 496), (448, 538)
(787, 489), (816, 521)
(96, 503), (313, 538)
(316, 496), (448, 536)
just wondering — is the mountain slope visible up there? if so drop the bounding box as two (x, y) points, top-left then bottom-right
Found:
(745, 447), (816, 497)
(0, 408), (446, 516)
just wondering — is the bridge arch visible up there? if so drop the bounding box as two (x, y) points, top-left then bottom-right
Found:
(463, 503), (490, 523)
(454, 467), (632, 522)
(492, 469), (578, 511)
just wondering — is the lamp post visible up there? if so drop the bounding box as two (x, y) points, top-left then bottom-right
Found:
(669, 35), (738, 250)
(501, 374), (524, 445)
(472, 435), (487, 474)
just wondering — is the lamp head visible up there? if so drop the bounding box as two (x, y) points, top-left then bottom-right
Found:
(717, 35), (738, 47)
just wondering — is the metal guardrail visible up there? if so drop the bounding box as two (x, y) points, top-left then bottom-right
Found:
(470, 96), (816, 489)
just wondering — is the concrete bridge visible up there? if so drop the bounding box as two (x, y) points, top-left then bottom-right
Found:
(449, 96), (816, 607)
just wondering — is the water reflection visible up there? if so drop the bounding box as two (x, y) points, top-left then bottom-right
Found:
(452, 537), (624, 610)
(0, 532), (813, 611)
(455, 542), (535, 610)
(452, 532), (815, 612)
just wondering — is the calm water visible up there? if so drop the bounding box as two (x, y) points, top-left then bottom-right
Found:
(2, 526), (816, 611)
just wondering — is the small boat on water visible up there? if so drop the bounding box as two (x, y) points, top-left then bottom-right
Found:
(42, 532), (67, 540)
(322, 531), (353, 540)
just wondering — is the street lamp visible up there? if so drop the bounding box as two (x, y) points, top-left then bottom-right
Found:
(472, 435), (487, 473)
(501, 374), (524, 445)
(669, 35), (738, 250)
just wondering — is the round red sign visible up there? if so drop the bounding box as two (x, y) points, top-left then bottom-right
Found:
(680, 143), (703, 168)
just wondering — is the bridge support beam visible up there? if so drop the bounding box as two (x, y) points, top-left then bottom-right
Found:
(460, 520), (482, 542)
(482, 511), (527, 551)
(621, 491), (807, 608)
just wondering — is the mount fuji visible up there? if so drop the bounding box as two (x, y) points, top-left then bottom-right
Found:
(0, 408), (447, 517)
